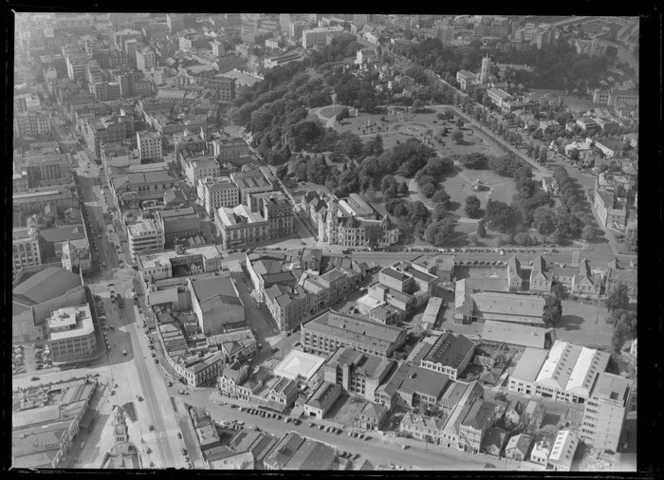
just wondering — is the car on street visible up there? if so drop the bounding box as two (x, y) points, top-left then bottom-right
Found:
(154, 359), (159, 364)
(123, 350), (127, 356)
(149, 425), (155, 431)
(177, 432), (182, 439)
(31, 376), (40, 381)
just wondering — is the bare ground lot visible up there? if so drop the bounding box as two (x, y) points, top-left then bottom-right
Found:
(326, 392), (365, 426)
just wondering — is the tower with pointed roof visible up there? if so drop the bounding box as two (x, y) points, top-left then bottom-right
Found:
(326, 194), (338, 244)
(112, 406), (130, 455)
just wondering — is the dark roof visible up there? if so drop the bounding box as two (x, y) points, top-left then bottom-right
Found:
(422, 333), (475, 369)
(39, 225), (86, 244)
(462, 400), (496, 430)
(13, 267), (81, 306)
(190, 276), (237, 303)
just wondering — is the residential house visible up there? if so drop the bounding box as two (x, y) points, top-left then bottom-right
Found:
(505, 433), (532, 461)
(529, 440), (550, 467)
(400, 413), (446, 444)
(482, 426), (508, 457)
(357, 402), (388, 431)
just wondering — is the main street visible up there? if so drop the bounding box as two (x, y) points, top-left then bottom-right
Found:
(251, 245), (633, 271)
(172, 389), (523, 471)
(54, 125), (185, 467)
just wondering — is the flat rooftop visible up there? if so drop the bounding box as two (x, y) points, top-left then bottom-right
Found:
(273, 349), (326, 382)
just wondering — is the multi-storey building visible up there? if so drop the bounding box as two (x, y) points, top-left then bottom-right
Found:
(198, 177), (240, 216)
(156, 207), (201, 244)
(12, 225), (42, 276)
(210, 135), (251, 162)
(84, 113), (135, 158)
(202, 75), (236, 103)
(303, 192), (399, 248)
(136, 131), (163, 160)
(91, 81), (121, 102)
(14, 111), (52, 137)
(302, 310), (407, 358)
(47, 304), (97, 362)
(230, 170), (274, 204)
(182, 154), (221, 187)
(85, 60), (103, 87)
(110, 169), (177, 208)
(18, 153), (71, 189)
(580, 373), (633, 453)
(459, 400), (496, 453)
(127, 218), (164, 262)
(137, 244), (222, 282)
(136, 46), (157, 73)
(215, 204), (269, 250)
(179, 33), (211, 52)
(189, 275), (245, 336)
(66, 53), (92, 82)
(322, 347), (396, 402)
(420, 332), (476, 381)
(247, 192), (294, 240)
(301, 26), (345, 48)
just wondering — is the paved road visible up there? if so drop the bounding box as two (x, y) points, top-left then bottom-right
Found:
(252, 246), (632, 270)
(58, 137), (185, 468)
(180, 394), (522, 470)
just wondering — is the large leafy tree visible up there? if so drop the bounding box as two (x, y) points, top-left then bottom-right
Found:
(608, 309), (637, 352)
(485, 199), (519, 233)
(364, 224), (385, 248)
(424, 216), (457, 247)
(464, 195), (482, 218)
(543, 294), (563, 327)
(606, 283), (630, 313)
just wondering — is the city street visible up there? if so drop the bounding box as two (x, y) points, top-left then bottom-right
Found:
(175, 390), (523, 471)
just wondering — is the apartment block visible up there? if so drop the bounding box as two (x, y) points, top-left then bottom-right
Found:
(580, 373), (633, 453)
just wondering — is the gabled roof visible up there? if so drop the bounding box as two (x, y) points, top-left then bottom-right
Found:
(462, 400), (495, 431)
(13, 267), (82, 307)
(506, 433), (532, 455)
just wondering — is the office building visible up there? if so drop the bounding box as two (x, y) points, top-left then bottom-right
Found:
(322, 346), (396, 402)
(13, 225), (42, 277)
(580, 373), (633, 453)
(136, 47), (157, 73)
(14, 112), (52, 137)
(47, 304), (97, 362)
(301, 26), (345, 48)
(230, 170), (274, 203)
(198, 177), (240, 216)
(127, 218), (165, 261)
(136, 131), (163, 160)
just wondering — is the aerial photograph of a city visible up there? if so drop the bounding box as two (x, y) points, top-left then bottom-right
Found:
(11, 12), (643, 472)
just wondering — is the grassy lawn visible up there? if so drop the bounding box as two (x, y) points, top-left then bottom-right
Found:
(441, 166), (516, 217)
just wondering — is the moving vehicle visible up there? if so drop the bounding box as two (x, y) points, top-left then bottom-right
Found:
(123, 350), (127, 356)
